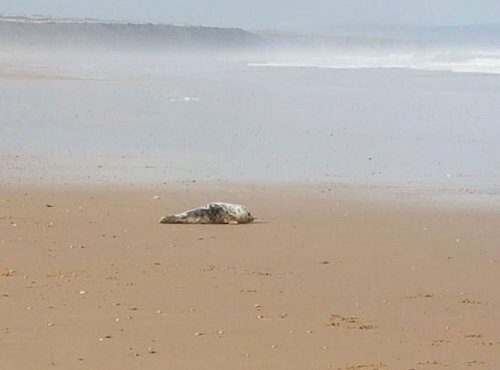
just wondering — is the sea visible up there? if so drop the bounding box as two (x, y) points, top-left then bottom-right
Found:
(1, 17), (499, 205)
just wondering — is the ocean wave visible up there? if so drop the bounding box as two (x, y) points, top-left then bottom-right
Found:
(249, 51), (500, 75)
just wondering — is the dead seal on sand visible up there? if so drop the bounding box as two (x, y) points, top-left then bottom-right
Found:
(159, 203), (255, 224)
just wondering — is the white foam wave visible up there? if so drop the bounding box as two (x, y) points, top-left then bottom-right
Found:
(249, 51), (500, 75)
(168, 96), (200, 103)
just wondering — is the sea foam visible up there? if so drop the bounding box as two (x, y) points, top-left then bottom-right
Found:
(249, 51), (500, 75)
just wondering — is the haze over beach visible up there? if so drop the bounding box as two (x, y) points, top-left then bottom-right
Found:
(1, 1), (500, 369)
(1, 14), (500, 199)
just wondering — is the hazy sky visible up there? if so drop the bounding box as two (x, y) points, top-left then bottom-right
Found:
(1, 0), (499, 28)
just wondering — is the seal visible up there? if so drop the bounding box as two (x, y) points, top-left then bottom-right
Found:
(159, 203), (255, 224)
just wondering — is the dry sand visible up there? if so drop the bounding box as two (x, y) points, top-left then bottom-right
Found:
(1, 184), (499, 370)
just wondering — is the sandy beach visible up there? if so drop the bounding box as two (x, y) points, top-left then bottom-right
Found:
(1, 184), (499, 370)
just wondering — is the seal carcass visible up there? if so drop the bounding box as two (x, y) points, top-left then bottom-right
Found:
(159, 203), (255, 224)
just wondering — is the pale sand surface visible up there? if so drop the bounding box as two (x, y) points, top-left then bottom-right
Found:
(1, 184), (500, 370)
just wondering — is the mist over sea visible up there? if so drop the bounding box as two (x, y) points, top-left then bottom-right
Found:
(1, 16), (499, 203)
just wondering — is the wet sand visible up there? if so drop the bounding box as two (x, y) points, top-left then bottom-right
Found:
(1, 184), (499, 369)
(2, 56), (500, 188)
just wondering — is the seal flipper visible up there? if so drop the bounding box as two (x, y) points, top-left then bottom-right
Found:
(159, 215), (182, 224)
